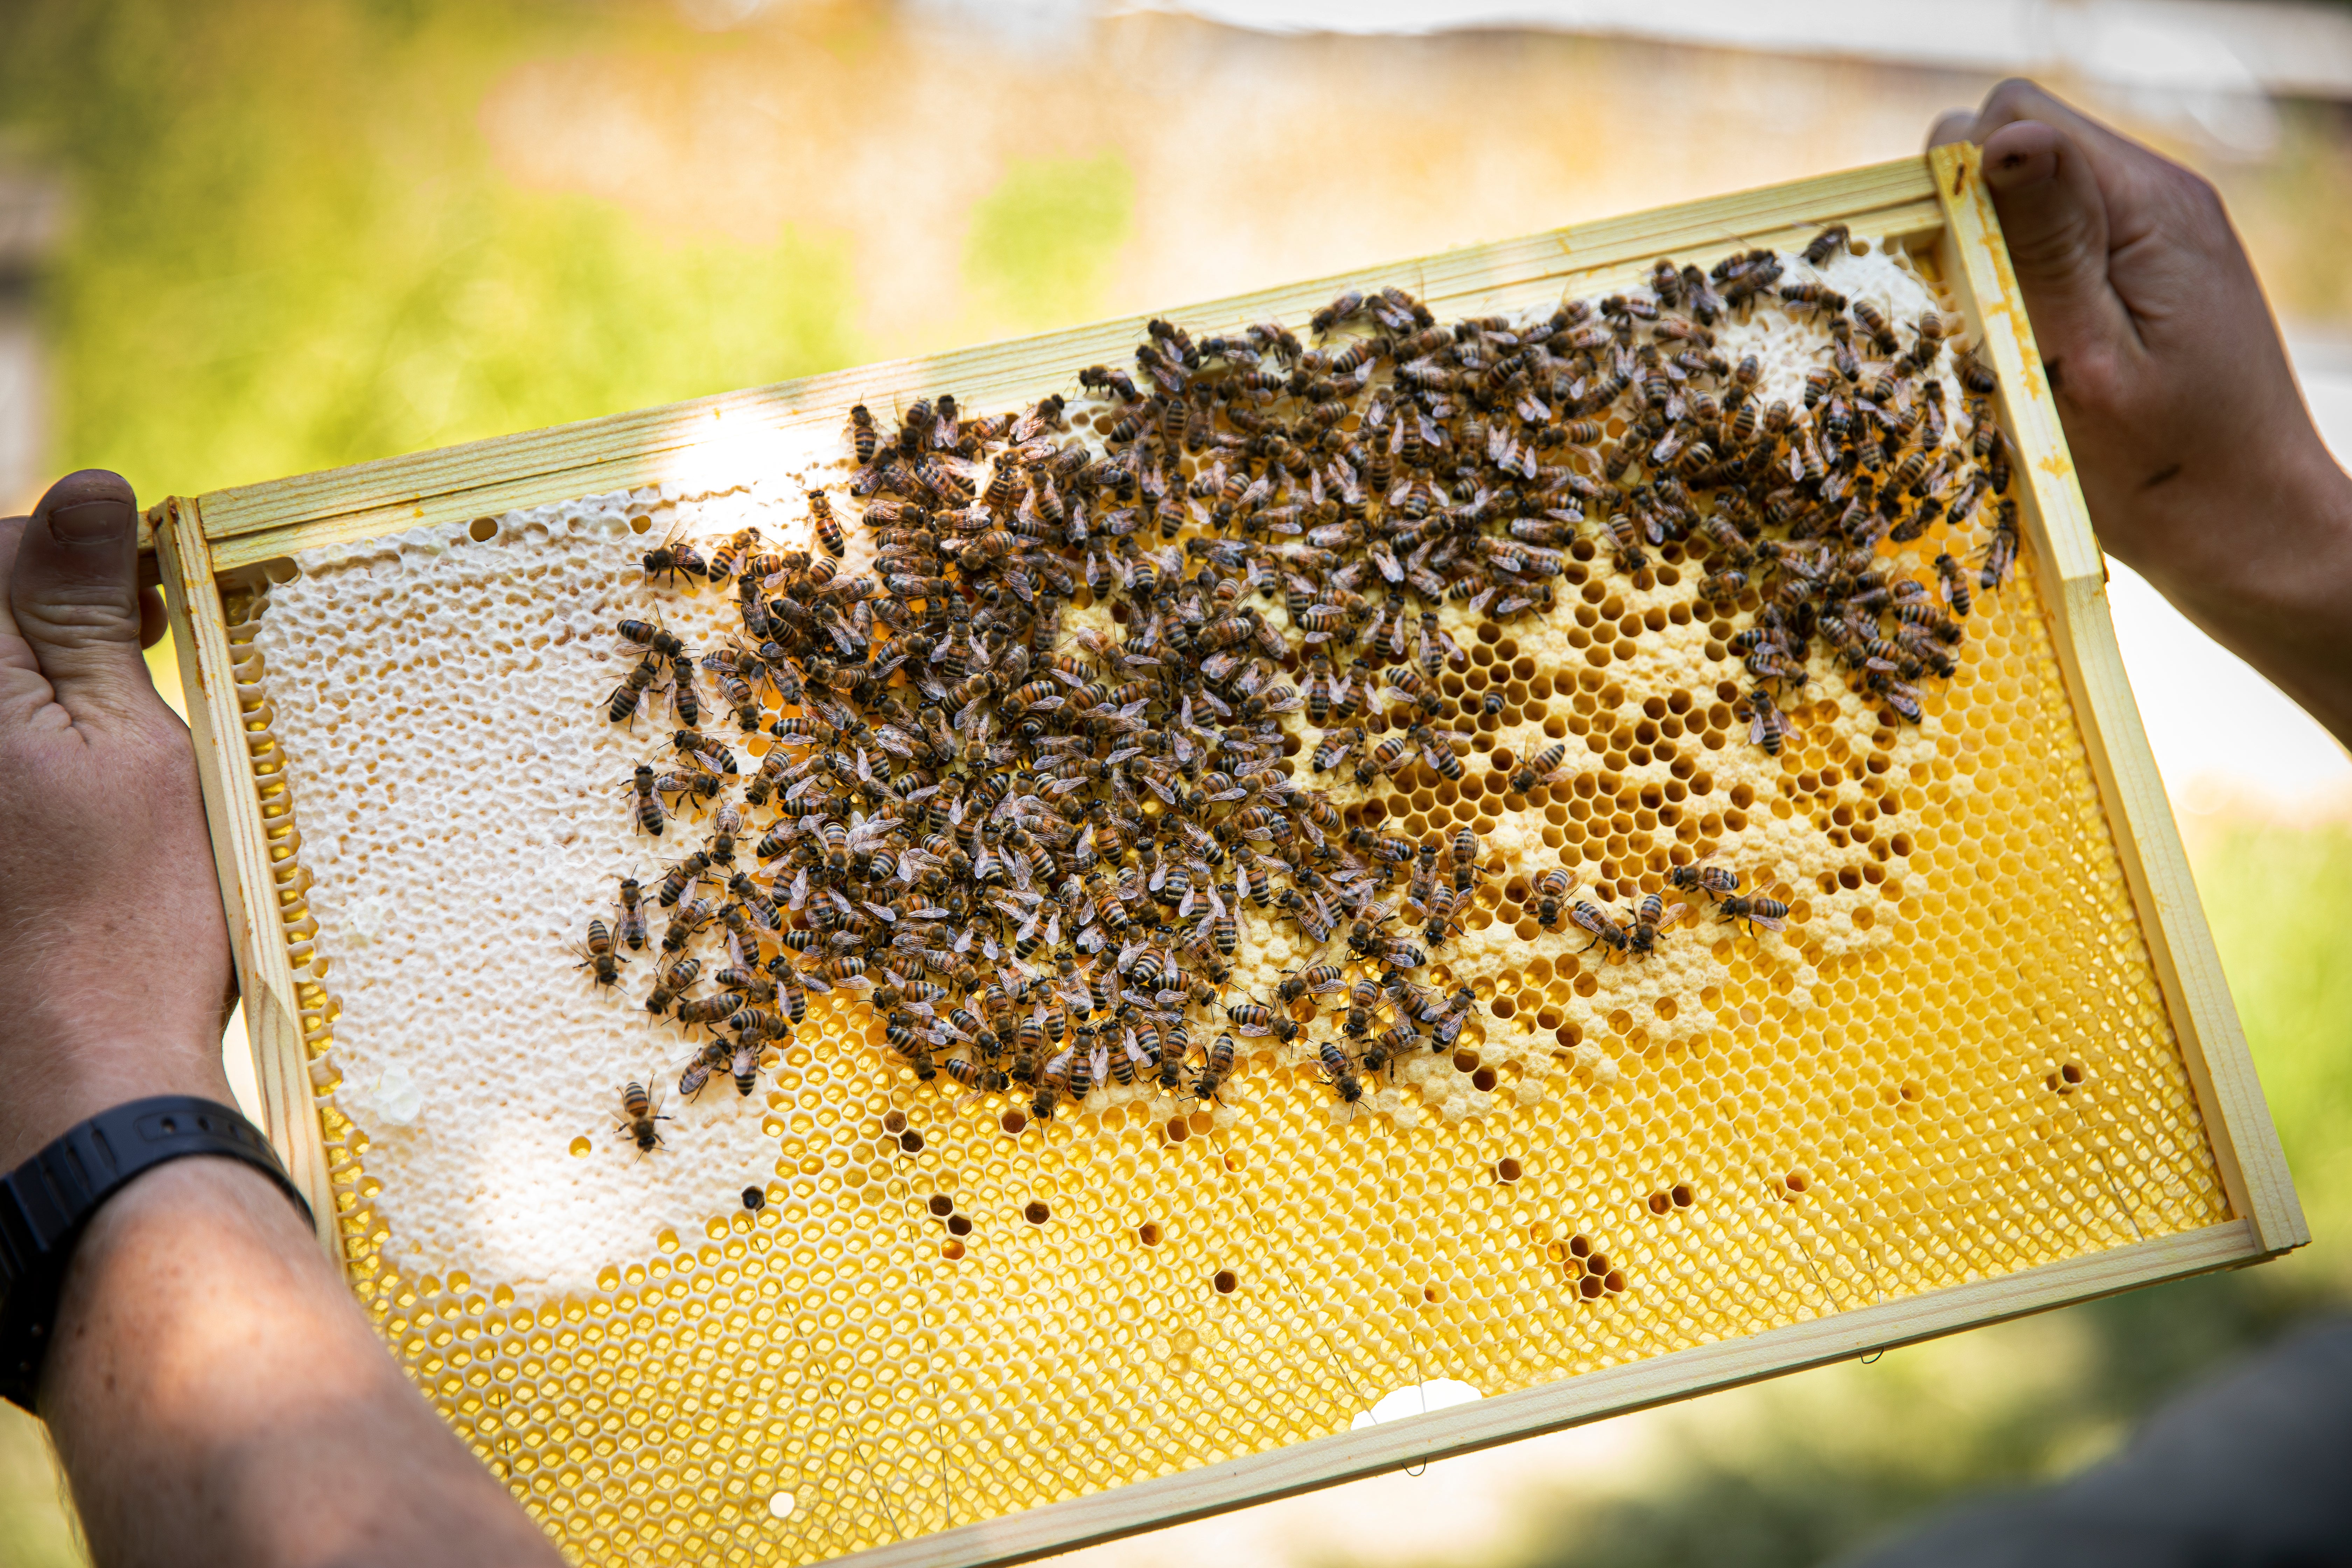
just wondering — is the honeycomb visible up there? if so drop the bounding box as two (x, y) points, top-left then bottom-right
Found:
(219, 232), (2232, 1566)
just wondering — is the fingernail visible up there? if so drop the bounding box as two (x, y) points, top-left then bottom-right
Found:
(49, 498), (134, 545)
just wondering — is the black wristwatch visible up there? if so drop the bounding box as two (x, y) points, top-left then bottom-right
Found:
(0, 1096), (314, 1411)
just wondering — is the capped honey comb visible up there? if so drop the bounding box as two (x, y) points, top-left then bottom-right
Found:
(166, 153), (2288, 1568)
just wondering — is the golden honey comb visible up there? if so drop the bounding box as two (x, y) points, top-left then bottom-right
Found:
(278, 514), (2220, 1565)
(157, 152), (2295, 1568)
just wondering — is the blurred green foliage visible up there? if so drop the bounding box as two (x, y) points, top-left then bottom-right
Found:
(2199, 823), (2352, 1250)
(963, 152), (1136, 329)
(0, 1410), (77, 1568)
(0, 0), (861, 503)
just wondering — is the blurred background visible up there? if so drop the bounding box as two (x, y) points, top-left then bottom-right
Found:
(3, 0), (2350, 1562)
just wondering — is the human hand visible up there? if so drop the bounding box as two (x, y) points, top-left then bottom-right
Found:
(1930, 80), (2352, 744)
(0, 469), (236, 1171)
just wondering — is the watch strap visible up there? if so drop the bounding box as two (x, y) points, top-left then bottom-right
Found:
(0, 1096), (314, 1410)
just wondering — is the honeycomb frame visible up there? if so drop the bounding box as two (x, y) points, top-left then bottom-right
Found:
(146, 147), (2304, 1568)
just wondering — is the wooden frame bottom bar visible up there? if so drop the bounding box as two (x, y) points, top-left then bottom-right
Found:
(838, 1222), (2261, 1568)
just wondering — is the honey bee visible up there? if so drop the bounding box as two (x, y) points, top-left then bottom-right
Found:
(615, 877), (649, 950)
(1625, 893), (1686, 955)
(1388, 722), (1450, 782)
(1981, 501), (2019, 591)
(616, 1079), (672, 1155)
(1310, 727), (1364, 775)
(848, 403), (879, 465)
(1428, 984), (1476, 1048)
(1533, 868), (1573, 929)
(708, 528), (763, 582)
(1194, 1034), (1238, 1103)
(1448, 825), (1481, 879)
(663, 895), (719, 954)
(1079, 363), (1141, 401)
(1955, 343), (1999, 398)
(885, 1017), (939, 1080)
(624, 764), (666, 837)
(1208, 902), (1239, 957)
(706, 803), (744, 866)
(617, 616), (685, 658)
(1719, 895), (1790, 935)
(1316, 1042), (1364, 1105)
(808, 490), (845, 558)
(1416, 611), (1460, 677)
(574, 918), (626, 989)
(1421, 883), (1463, 947)
(1668, 863), (1740, 901)
(944, 1057), (1011, 1098)
(770, 964), (808, 1024)
(1510, 742), (1570, 794)
(1800, 223), (1851, 266)
(1226, 1001), (1301, 1043)
(608, 652), (664, 728)
(637, 955), (698, 1018)
(653, 850), (713, 909)
(1852, 299), (1899, 356)
(643, 527), (709, 589)
(678, 1041), (729, 1100)
(1745, 686), (1789, 756)
(1570, 900), (1628, 954)
(670, 653), (702, 728)
(1935, 551), (1974, 617)
(1311, 290), (1365, 335)
(1278, 962), (1349, 1006)
(676, 989), (749, 1029)
(730, 1040), (764, 1097)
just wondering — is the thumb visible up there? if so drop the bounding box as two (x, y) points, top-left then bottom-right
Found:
(1979, 118), (2140, 380)
(9, 469), (158, 721)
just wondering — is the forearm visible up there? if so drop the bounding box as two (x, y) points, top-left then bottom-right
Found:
(2120, 444), (2352, 753)
(40, 1158), (562, 1568)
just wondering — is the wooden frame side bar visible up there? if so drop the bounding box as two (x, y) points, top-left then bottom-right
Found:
(1927, 142), (2305, 1254)
(145, 158), (1940, 572)
(154, 498), (342, 1257)
(837, 1222), (2259, 1568)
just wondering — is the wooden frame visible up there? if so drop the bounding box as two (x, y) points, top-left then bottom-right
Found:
(146, 145), (2303, 1560)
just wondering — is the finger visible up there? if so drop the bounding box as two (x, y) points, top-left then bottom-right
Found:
(1975, 119), (2143, 370)
(0, 515), (22, 636)
(1926, 109), (1976, 150)
(1963, 78), (2180, 205)
(8, 469), (159, 722)
(140, 586), (168, 650)
(0, 515), (59, 727)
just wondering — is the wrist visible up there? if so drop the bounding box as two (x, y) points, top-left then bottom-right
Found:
(2133, 444), (2352, 748)
(0, 1032), (237, 1172)
(2, 1100), (309, 1413)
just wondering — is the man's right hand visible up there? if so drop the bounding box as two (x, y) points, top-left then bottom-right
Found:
(1930, 80), (2352, 747)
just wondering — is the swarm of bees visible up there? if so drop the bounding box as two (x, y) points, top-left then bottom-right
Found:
(584, 227), (2001, 1149)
